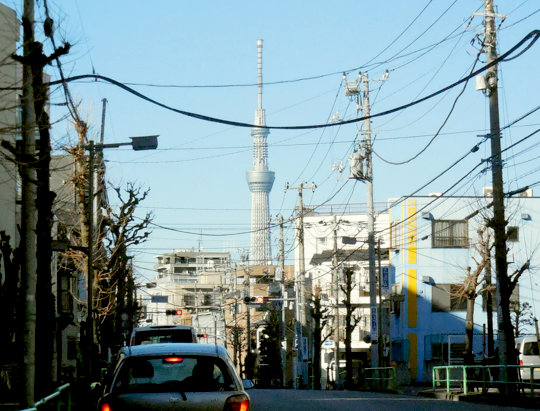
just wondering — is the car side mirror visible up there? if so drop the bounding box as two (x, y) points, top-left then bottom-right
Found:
(242, 379), (254, 389)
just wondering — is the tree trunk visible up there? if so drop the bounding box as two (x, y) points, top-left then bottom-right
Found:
(464, 297), (475, 364)
(311, 296), (322, 390)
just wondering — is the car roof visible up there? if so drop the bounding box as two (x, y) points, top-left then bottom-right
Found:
(132, 325), (194, 331)
(123, 343), (228, 359)
(516, 336), (539, 343)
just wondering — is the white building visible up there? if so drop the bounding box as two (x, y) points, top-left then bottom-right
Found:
(298, 203), (390, 387)
(142, 250), (231, 344)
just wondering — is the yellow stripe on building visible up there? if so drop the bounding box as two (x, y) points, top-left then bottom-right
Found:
(407, 200), (417, 264)
(407, 269), (417, 328)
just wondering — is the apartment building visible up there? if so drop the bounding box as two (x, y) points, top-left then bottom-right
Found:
(388, 192), (539, 382)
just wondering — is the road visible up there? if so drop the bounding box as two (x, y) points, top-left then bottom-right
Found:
(248, 389), (531, 411)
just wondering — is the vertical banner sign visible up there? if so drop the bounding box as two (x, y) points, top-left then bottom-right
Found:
(382, 267), (390, 295)
(301, 337), (308, 358)
(371, 307), (377, 339)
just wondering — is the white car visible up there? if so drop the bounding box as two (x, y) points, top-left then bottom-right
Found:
(516, 336), (540, 381)
(98, 343), (250, 411)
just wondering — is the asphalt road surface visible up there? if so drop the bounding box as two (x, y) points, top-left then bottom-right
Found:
(248, 389), (532, 411)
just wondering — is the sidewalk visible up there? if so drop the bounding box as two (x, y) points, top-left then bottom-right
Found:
(400, 384), (540, 409)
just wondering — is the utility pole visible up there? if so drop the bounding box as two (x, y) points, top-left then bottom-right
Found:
(475, 0), (513, 368)
(285, 182), (316, 388)
(377, 240), (383, 366)
(233, 268), (238, 368)
(485, 242), (494, 357)
(345, 70), (388, 368)
(87, 141), (96, 381)
(20, 0), (38, 405)
(279, 216), (287, 386)
(241, 251), (253, 379)
(363, 72), (378, 369)
(332, 215), (342, 389)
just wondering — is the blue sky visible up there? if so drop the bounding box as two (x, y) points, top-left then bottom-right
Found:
(4, 0), (539, 284)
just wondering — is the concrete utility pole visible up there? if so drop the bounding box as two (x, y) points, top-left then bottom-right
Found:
(475, 0), (513, 368)
(344, 70), (388, 368)
(332, 215), (342, 389)
(279, 216), (287, 386)
(87, 141), (96, 381)
(363, 72), (378, 369)
(286, 182), (316, 387)
(377, 239), (383, 366)
(20, 0), (38, 405)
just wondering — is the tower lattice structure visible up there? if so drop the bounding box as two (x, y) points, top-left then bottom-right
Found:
(246, 39), (274, 265)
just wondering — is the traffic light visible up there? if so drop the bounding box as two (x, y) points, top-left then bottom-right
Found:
(166, 309), (183, 315)
(243, 296), (269, 305)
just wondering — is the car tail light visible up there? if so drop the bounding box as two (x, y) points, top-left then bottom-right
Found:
(225, 394), (249, 411)
(101, 404), (112, 411)
(164, 357), (184, 363)
(520, 359), (523, 366)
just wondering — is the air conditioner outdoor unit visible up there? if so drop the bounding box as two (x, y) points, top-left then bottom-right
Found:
(483, 186), (493, 197)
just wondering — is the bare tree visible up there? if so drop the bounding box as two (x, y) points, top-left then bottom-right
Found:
(95, 183), (152, 356)
(511, 302), (535, 338)
(453, 228), (491, 363)
(340, 267), (360, 389)
(310, 285), (333, 390)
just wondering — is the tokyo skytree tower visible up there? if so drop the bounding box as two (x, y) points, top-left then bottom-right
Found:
(246, 39), (274, 265)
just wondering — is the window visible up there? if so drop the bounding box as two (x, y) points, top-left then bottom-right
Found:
(524, 342), (540, 356)
(183, 294), (195, 306)
(483, 285), (519, 311)
(390, 221), (402, 250)
(203, 294), (214, 306)
(431, 341), (466, 361)
(67, 338), (78, 360)
(316, 237), (327, 252)
(432, 220), (468, 248)
(432, 284), (467, 312)
(114, 356), (235, 393)
(507, 226), (519, 242)
(230, 303), (242, 315)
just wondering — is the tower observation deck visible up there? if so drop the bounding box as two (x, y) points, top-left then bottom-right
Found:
(246, 39), (274, 265)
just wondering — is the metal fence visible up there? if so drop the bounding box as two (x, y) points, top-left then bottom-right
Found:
(20, 383), (71, 411)
(364, 367), (396, 390)
(433, 365), (540, 397)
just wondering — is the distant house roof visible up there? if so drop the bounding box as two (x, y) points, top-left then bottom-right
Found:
(310, 248), (389, 266)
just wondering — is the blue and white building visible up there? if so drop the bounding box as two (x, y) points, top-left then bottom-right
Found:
(387, 191), (539, 382)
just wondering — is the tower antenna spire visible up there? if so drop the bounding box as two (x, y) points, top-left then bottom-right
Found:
(257, 39), (263, 112)
(246, 39), (274, 265)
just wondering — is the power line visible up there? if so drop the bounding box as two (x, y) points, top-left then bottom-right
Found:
(46, 30), (539, 131)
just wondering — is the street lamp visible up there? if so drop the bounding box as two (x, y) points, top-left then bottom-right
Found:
(85, 135), (158, 379)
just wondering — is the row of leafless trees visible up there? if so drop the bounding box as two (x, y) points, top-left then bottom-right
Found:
(0, 2), (153, 406)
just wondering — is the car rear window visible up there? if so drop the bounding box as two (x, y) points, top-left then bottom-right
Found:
(523, 342), (540, 356)
(133, 329), (194, 345)
(113, 356), (236, 393)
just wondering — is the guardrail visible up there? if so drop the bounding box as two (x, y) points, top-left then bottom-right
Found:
(432, 365), (540, 397)
(20, 383), (71, 411)
(364, 366), (396, 390)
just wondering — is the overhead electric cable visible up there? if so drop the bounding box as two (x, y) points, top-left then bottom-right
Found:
(362, 0), (434, 67)
(374, 50), (481, 165)
(47, 31), (540, 131)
